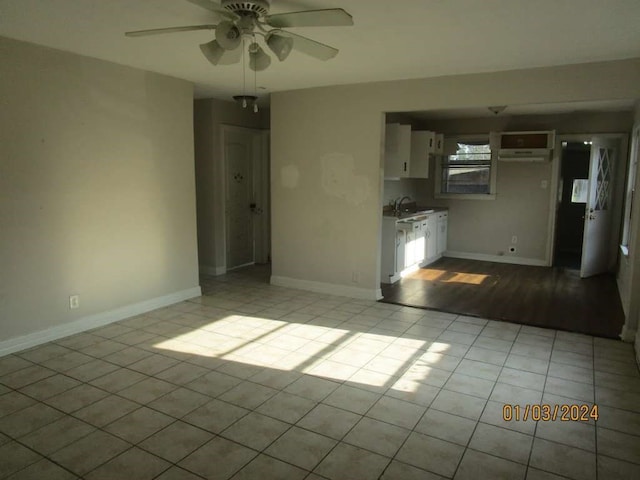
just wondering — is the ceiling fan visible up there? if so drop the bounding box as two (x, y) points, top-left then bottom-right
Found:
(125, 0), (354, 71)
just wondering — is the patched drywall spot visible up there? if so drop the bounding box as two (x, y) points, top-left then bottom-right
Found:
(281, 165), (300, 189)
(321, 153), (371, 205)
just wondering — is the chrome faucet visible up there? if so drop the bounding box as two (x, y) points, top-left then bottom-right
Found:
(396, 196), (412, 214)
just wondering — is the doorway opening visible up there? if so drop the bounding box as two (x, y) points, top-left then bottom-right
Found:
(553, 142), (590, 269)
(222, 125), (270, 272)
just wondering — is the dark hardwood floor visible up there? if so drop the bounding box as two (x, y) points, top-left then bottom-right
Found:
(380, 257), (625, 338)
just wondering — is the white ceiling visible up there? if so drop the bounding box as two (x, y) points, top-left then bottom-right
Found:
(2, 0), (640, 104)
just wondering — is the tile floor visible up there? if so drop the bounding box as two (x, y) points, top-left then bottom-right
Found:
(1, 267), (640, 479)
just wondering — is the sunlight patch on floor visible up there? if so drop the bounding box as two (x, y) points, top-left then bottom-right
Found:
(153, 314), (450, 391)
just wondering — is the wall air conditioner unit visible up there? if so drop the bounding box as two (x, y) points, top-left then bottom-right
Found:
(498, 130), (555, 162)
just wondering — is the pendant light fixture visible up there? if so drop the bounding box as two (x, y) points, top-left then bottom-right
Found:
(233, 36), (260, 113)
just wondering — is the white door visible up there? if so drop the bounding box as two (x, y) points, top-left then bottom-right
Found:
(580, 137), (617, 278)
(225, 129), (261, 270)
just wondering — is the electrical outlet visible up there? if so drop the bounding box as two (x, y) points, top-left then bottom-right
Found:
(508, 246), (517, 254)
(511, 235), (518, 244)
(541, 180), (548, 189)
(69, 295), (80, 309)
(351, 272), (359, 283)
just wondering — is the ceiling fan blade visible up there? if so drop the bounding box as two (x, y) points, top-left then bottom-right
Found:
(125, 25), (216, 37)
(217, 46), (242, 65)
(265, 9), (353, 28)
(186, 0), (239, 21)
(280, 31), (338, 61)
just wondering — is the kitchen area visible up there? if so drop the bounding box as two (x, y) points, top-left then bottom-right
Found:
(380, 122), (449, 285)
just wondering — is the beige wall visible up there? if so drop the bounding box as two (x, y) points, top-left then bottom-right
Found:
(0, 37), (199, 345)
(270, 58), (640, 299)
(194, 98), (269, 273)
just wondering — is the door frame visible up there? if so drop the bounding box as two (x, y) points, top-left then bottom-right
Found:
(547, 133), (629, 269)
(220, 124), (270, 273)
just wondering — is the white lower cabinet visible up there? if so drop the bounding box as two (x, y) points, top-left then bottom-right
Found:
(381, 210), (448, 284)
(424, 214), (438, 262)
(437, 212), (448, 256)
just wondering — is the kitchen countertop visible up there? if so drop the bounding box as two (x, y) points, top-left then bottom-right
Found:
(382, 206), (448, 219)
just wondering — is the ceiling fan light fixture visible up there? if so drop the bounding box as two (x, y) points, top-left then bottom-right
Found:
(266, 31), (293, 61)
(199, 39), (226, 65)
(215, 21), (242, 50)
(249, 43), (271, 71)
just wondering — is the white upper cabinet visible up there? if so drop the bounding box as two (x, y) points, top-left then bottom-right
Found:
(435, 133), (444, 154)
(409, 131), (436, 178)
(385, 123), (412, 178)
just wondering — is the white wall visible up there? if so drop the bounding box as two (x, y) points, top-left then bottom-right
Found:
(194, 98), (269, 274)
(0, 37), (200, 351)
(270, 58), (640, 299)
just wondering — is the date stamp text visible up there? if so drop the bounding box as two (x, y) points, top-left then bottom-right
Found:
(502, 404), (598, 422)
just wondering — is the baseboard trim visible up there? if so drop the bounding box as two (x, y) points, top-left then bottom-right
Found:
(445, 251), (547, 267)
(270, 275), (380, 301)
(199, 265), (226, 276)
(0, 286), (202, 357)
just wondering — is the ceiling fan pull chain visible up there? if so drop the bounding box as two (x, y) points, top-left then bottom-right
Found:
(242, 37), (247, 108)
(253, 35), (259, 112)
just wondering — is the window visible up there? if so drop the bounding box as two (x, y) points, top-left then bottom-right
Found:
(435, 135), (497, 199)
(571, 179), (588, 203)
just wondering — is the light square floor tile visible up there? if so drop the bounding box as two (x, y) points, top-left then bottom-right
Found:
(529, 438), (596, 480)
(0, 391), (37, 417)
(221, 411), (290, 451)
(366, 395), (425, 429)
(147, 387), (211, 418)
(182, 398), (249, 433)
(230, 454), (307, 480)
(84, 447), (170, 480)
(380, 460), (447, 480)
(104, 406), (174, 444)
(430, 389), (487, 420)
(50, 430), (130, 476)
(323, 384), (381, 415)
(179, 436), (257, 480)
(414, 408), (477, 446)
(265, 426), (337, 470)
(5, 457), (77, 480)
(443, 372), (495, 398)
(43, 384), (109, 413)
(18, 374), (80, 401)
(468, 423), (533, 464)
(0, 402), (64, 437)
(504, 353), (549, 375)
(72, 395), (139, 427)
(454, 449), (526, 479)
(314, 442), (390, 480)
(296, 404), (361, 440)
(0, 441), (43, 478)
(139, 421), (212, 464)
(535, 418), (595, 452)
(255, 391), (316, 424)
(2, 271), (639, 480)
(19, 415), (95, 455)
(343, 417), (410, 457)
(597, 454), (640, 480)
(396, 431), (464, 478)
(596, 426), (640, 464)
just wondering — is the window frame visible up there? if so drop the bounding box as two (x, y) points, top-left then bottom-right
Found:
(435, 133), (498, 200)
